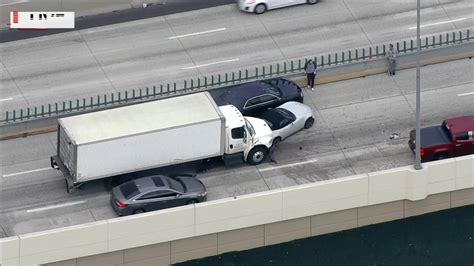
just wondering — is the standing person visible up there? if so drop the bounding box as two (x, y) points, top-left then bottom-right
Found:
(387, 43), (398, 76)
(304, 59), (316, 91)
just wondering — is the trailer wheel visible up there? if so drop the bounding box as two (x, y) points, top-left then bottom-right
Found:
(247, 146), (268, 165)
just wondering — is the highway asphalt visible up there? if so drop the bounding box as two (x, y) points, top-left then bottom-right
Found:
(1, 58), (473, 238)
(0, 0), (235, 43)
(1, 0), (473, 115)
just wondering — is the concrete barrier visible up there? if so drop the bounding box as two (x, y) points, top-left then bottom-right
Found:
(107, 205), (195, 251)
(1, 41), (472, 141)
(1, 155), (472, 266)
(281, 175), (369, 220)
(18, 221), (108, 265)
(195, 190), (282, 235)
(0, 236), (20, 266)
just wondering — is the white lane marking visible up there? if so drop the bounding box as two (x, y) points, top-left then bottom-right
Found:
(2, 167), (51, 178)
(408, 18), (468, 29)
(168, 28), (227, 40)
(0, 97), (13, 102)
(181, 58), (240, 70)
(26, 200), (86, 213)
(259, 159), (318, 172)
(457, 91), (474, 97)
(0, 0), (29, 7)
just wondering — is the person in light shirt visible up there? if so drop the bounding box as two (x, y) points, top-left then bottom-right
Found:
(304, 59), (317, 91)
(387, 43), (398, 76)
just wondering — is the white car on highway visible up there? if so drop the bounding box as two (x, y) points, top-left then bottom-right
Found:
(259, 101), (315, 145)
(238, 0), (319, 14)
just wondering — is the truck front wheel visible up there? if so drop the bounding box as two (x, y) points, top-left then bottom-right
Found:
(247, 146), (268, 165)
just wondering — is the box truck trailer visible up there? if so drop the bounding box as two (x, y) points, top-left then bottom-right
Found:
(51, 92), (273, 192)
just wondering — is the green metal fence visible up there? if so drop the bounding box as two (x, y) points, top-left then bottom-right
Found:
(2, 29), (472, 124)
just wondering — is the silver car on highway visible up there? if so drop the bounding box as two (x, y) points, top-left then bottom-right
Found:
(111, 175), (207, 216)
(260, 101), (315, 145)
(238, 0), (319, 14)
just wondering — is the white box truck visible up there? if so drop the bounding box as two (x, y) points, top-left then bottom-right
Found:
(51, 92), (273, 192)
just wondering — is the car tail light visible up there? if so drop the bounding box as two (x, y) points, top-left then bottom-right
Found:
(246, 0), (256, 3)
(115, 200), (128, 208)
(420, 148), (425, 157)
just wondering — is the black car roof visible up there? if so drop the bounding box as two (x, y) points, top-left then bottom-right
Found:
(210, 80), (281, 108)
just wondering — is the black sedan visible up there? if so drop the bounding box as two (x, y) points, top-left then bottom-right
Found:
(111, 175), (207, 216)
(210, 78), (303, 117)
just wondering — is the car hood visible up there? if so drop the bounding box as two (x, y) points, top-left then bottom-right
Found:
(245, 116), (273, 141)
(175, 176), (206, 194)
(279, 101), (313, 119)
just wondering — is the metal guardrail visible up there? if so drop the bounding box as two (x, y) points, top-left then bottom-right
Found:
(2, 29), (472, 124)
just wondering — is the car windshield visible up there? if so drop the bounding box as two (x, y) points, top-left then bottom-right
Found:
(167, 177), (185, 193)
(245, 118), (255, 137)
(120, 181), (140, 200)
(262, 108), (295, 130)
(261, 80), (283, 97)
(261, 110), (284, 130)
(276, 108), (295, 121)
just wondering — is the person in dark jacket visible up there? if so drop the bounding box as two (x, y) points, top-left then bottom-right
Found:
(304, 59), (316, 91)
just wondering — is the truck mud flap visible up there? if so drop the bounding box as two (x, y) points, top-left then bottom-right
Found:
(51, 155), (78, 193)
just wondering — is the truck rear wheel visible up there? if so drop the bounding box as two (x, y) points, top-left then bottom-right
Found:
(247, 146), (268, 165)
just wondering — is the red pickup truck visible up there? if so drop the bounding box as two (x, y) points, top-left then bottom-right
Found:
(408, 116), (474, 162)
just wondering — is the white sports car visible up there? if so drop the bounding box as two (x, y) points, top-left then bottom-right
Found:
(260, 101), (315, 145)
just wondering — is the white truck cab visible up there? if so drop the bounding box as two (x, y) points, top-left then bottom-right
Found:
(219, 105), (273, 165)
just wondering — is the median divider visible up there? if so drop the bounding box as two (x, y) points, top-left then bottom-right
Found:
(288, 41), (474, 87)
(1, 29), (473, 140)
(2, 155), (473, 266)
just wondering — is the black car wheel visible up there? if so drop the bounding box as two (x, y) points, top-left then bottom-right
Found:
(304, 117), (315, 129)
(187, 199), (199, 205)
(435, 153), (449, 161)
(254, 3), (267, 14)
(133, 208), (145, 214)
(247, 146), (268, 165)
(307, 0), (319, 4)
(273, 137), (282, 146)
